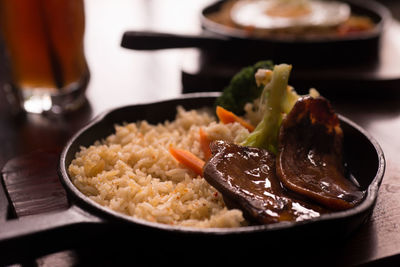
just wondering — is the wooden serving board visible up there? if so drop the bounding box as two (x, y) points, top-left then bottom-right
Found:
(1, 150), (68, 218)
(182, 20), (400, 98)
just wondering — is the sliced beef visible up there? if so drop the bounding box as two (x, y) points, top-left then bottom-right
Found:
(276, 96), (365, 210)
(203, 140), (328, 224)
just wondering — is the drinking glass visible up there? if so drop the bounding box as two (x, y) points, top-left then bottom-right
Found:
(0, 0), (90, 114)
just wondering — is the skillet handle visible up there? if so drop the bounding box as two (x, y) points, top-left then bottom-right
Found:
(121, 30), (228, 50)
(0, 205), (102, 264)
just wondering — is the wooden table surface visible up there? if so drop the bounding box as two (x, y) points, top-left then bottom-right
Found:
(1, 0), (400, 266)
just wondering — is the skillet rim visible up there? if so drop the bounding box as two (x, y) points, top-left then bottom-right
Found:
(59, 92), (385, 236)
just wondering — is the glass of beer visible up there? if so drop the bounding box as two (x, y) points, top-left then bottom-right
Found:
(0, 0), (90, 114)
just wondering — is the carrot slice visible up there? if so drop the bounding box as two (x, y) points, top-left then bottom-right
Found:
(216, 106), (255, 132)
(199, 128), (212, 160)
(169, 146), (205, 176)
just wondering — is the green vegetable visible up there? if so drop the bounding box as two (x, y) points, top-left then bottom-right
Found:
(215, 60), (274, 115)
(241, 64), (299, 154)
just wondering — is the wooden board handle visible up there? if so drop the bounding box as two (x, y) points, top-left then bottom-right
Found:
(0, 205), (102, 264)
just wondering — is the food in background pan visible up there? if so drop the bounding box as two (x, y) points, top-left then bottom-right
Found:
(68, 61), (364, 228)
(206, 0), (375, 38)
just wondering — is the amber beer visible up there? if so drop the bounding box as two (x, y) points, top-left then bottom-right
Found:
(0, 0), (89, 113)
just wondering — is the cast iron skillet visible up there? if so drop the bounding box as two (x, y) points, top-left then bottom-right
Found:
(0, 93), (385, 263)
(121, 0), (390, 66)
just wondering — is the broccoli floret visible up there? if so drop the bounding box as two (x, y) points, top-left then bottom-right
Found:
(215, 60), (274, 115)
(241, 64), (298, 154)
